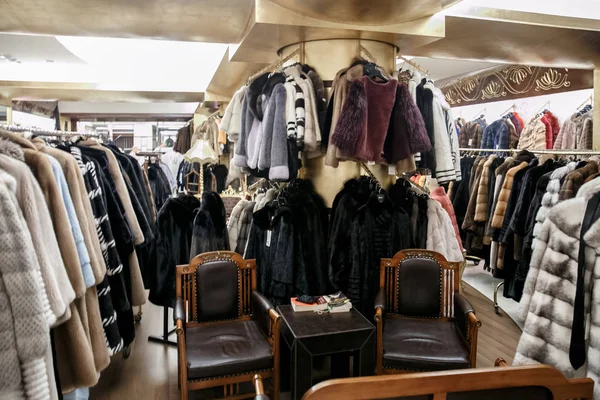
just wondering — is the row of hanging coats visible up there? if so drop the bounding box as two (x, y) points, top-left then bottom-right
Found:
(0, 126), (174, 399)
(225, 176), (463, 316)
(223, 60), (462, 184)
(451, 148), (600, 399)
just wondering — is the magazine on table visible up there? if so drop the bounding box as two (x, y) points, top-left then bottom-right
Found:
(291, 291), (352, 313)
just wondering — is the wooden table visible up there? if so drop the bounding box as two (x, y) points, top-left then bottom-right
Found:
(277, 305), (376, 400)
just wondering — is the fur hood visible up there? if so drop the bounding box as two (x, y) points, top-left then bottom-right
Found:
(0, 138), (24, 161)
(247, 72), (270, 121)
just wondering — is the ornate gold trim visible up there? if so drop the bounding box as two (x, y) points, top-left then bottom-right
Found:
(439, 65), (587, 106)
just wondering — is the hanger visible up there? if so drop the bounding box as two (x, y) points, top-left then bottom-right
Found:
(472, 107), (486, 120)
(364, 62), (389, 82)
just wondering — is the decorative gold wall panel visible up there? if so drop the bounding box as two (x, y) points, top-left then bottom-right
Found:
(439, 65), (593, 106)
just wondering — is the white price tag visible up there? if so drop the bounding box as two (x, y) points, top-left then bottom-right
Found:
(468, 138), (473, 146)
(266, 230), (272, 247)
(367, 161), (376, 165)
(388, 164), (396, 175)
(496, 144), (499, 149)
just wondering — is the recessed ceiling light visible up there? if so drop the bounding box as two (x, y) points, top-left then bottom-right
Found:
(0, 55), (6, 60)
(46, 59), (54, 63)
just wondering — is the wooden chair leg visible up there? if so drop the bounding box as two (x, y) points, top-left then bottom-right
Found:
(180, 381), (188, 400)
(272, 372), (280, 400)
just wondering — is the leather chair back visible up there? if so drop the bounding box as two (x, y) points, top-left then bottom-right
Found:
(397, 258), (441, 318)
(196, 260), (239, 322)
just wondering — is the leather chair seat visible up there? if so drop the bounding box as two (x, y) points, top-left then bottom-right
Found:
(382, 318), (470, 371)
(186, 320), (273, 379)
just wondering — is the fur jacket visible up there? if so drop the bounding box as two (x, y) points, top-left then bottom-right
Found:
(515, 178), (600, 400)
(227, 199), (248, 252)
(430, 186), (463, 252)
(426, 198), (463, 262)
(221, 85), (247, 142)
(0, 171), (51, 400)
(559, 161), (599, 201)
(190, 192), (230, 258)
(284, 64), (321, 153)
(383, 82), (431, 173)
(481, 118), (509, 150)
(555, 110), (592, 150)
(427, 83), (461, 183)
(458, 121), (483, 149)
(474, 155), (498, 222)
(518, 117), (547, 150)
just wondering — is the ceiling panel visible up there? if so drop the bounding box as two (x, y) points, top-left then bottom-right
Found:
(0, 33), (85, 64)
(0, 0), (254, 43)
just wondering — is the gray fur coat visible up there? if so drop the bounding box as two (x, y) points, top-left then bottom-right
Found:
(515, 177), (600, 399)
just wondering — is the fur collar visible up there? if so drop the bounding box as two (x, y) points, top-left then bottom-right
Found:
(0, 128), (36, 150)
(0, 138), (25, 161)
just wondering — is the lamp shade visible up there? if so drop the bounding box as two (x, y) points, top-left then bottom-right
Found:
(184, 138), (217, 164)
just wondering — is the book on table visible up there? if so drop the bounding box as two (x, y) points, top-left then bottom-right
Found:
(291, 291), (352, 313)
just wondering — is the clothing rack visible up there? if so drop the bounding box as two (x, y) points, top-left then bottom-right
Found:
(577, 95), (593, 110)
(398, 55), (430, 76)
(459, 147), (600, 155)
(500, 103), (517, 116)
(247, 48), (300, 83)
(1, 124), (102, 138)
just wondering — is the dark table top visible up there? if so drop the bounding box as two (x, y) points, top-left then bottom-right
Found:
(277, 305), (374, 340)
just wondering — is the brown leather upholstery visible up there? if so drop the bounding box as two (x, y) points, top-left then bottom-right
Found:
(186, 320), (273, 379)
(397, 258), (441, 318)
(252, 291), (273, 336)
(382, 319), (469, 371)
(454, 293), (475, 340)
(196, 260), (239, 322)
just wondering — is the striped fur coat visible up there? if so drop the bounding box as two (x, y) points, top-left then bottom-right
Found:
(515, 177), (600, 399)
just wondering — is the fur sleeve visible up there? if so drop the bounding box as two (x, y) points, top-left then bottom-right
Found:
(397, 84), (430, 154)
(330, 80), (367, 156)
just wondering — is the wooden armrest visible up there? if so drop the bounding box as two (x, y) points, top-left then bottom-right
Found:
(495, 358), (508, 367)
(174, 297), (185, 336)
(468, 311), (482, 328)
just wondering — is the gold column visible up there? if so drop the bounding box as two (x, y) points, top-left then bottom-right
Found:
(594, 70), (600, 150)
(280, 39), (397, 206)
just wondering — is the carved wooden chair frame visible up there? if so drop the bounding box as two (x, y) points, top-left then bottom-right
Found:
(175, 251), (281, 400)
(375, 249), (481, 374)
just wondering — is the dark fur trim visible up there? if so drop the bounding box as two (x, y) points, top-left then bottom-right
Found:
(397, 84), (431, 154)
(330, 80), (367, 155)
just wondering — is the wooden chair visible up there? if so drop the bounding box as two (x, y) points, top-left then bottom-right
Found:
(375, 249), (481, 374)
(301, 360), (595, 399)
(175, 251), (281, 400)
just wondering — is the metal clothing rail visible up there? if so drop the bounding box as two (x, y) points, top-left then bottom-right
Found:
(247, 48), (300, 83)
(459, 148), (600, 155)
(0, 124), (101, 138)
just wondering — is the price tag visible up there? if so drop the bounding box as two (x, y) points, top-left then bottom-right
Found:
(496, 144), (500, 149)
(468, 138), (473, 146)
(388, 164), (396, 175)
(266, 231), (272, 247)
(367, 161), (376, 165)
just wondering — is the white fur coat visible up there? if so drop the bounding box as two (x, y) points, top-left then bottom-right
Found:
(515, 177), (600, 400)
(426, 199), (463, 262)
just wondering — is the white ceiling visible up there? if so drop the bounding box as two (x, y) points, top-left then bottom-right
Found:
(398, 57), (499, 81)
(58, 101), (199, 114)
(0, 33), (228, 92)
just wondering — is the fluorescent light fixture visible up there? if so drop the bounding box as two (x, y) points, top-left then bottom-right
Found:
(56, 36), (228, 92)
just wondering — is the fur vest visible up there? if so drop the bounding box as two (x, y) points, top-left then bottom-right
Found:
(426, 198), (463, 262)
(515, 179), (600, 400)
(355, 76), (398, 162)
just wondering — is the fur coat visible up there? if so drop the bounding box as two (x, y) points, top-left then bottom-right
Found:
(190, 192), (230, 258)
(515, 178), (600, 400)
(518, 117), (547, 150)
(426, 198), (463, 262)
(227, 199), (248, 252)
(430, 186), (463, 252)
(474, 155), (498, 222)
(0, 170), (51, 400)
(559, 161), (599, 201)
(458, 121), (483, 149)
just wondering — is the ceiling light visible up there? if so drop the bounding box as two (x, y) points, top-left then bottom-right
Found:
(46, 59), (54, 63)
